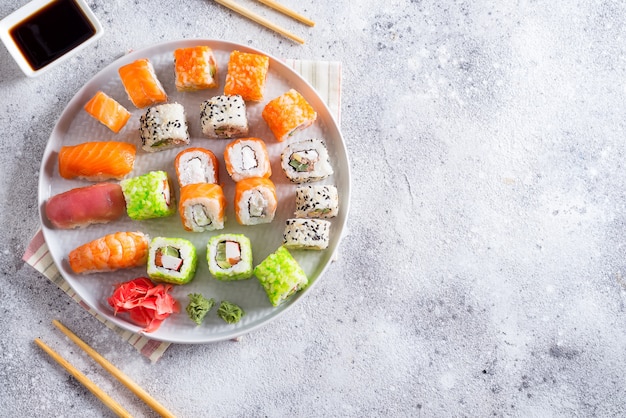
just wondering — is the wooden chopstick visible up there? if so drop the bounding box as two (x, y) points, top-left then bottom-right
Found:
(214, 0), (305, 44)
(34, 338), (132, 418)
(255, 0), (315, 26)
(52, 320), (176, 418)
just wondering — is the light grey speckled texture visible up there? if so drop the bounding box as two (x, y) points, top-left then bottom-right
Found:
(2, 0), (626, 416)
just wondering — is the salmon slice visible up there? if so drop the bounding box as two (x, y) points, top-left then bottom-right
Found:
(68, 231), (149, 274)
(83, 91), (132, 133)
(58, 141), (136, 181)
(223, 50), (269, 101)
(173, 46), (218, 91)
(118, 58), (168, 108)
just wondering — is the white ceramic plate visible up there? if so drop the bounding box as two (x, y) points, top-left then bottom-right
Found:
(38, 39), (350, 343)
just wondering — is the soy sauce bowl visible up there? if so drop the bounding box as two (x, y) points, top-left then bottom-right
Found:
(0, 0), (104, 77)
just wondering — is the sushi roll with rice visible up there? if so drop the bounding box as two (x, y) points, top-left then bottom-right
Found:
(224, 137), (272, 182)
(120, 171), (176, 220)
(207, 234), (253, 281)
(224, 50), (269, 101)
(200, 95), (249, 139)
(234, 177), (277, 225)
(280, 138), (333, 183)
(147, 237), (198, 285)
(179, 183), (226, 232)
(254, 246), (308, 307)
(295, 185), (339, 218)
(283, 219), (331, 250)
(262, 89), (317, 142)
(175, 147), (219, 187)
(173, 46), (218, 91)
(139, 103), (190, 153)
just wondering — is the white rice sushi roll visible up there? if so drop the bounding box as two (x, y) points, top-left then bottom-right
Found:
(207, 234), (253, 280)
(147, 237), (198, 285)
(283, 218), (331, 250)
(295, 185), (339, 218)
(179, 183), (226, 232)
(200, 95), (249, 139)
(224, 137), (272, 182)
(174, 147), (219, 187)
(280, 138), (333, 183)
(234, 177), (278, 225)
(139, 102), (190, 152)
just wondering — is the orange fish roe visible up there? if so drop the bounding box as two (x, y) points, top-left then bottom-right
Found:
(173, 46), (218, 91)
(84, 91), (131, 133)
(224, 50), (269, 101)
(118, 58), (168, 108)
(262, 89), (317, 142)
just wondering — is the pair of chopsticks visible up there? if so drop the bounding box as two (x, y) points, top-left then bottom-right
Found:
(214, 0), (314, 44)
(35, 320), (175, 418)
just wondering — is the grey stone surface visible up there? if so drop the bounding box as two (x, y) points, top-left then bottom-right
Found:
(2, 0), (626, 416)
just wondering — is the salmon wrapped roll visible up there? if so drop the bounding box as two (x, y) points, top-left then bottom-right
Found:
(83, 91), (131, 133)
(118, 58), (168, 108)
(234, 177), (277, 225)
(45, 183), (126, 229)
(174, 147), (219, 187)
(224, 137), (271, 182)
(179, 183), (226, 232)
(68, 231), (149, 274)
(262, 89), (317, 142)
(58, 141), (136, 181)
(173, 46), (218, 91)
(224, 51), (269, 101)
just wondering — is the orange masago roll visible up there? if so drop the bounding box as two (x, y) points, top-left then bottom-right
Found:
(68, 231), (149, 274)
(262, 89), (317, 142)
(224, 50), (269, 101)
(58, 141), (136, 181)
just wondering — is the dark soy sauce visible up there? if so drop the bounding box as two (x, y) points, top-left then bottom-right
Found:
(9, 0), (96, 70)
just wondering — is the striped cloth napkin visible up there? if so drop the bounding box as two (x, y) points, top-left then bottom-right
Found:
(22, 59), (342, 363)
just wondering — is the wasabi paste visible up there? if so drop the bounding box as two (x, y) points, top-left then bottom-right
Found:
(186, 293), (214, 325)
(217, 300), (245, 324)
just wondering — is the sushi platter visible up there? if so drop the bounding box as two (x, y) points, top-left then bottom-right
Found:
(38, 39), (350, 343)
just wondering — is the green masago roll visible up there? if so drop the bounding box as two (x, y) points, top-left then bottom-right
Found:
(120, 171), (176, 220)
(147, 237), (197, 284)
(207, 234), (253, 281)
(253, 246), (308, 306)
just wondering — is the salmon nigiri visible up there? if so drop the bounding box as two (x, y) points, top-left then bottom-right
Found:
(118, 58), (168, 108)
(68, 231), (149, 274)
(58, 141), (136, 181)
(84, 91), (132, 133)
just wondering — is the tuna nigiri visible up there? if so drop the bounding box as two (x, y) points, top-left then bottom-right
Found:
(58, 141), (136, 181)
(84, 91), (132, 133)
(118, 58), (168, 108)
(68, 231), (149, 274)
(45, 183), (126, 229)
(224, 50), (269, 101)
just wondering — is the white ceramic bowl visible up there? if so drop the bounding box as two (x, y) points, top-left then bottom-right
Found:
(0, 0), (103, 77)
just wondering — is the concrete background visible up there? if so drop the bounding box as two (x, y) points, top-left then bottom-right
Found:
(2, 0), (626, 416)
